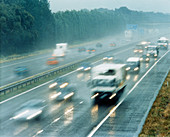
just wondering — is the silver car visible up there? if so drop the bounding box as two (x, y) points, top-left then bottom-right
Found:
(12, 99), (46, 121)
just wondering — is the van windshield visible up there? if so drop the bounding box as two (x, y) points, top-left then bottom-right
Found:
(127, 61), (138, 65)
(99, 69), (116, 75)
(92, 79), (116, 87)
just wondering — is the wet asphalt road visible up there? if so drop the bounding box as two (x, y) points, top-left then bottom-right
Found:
(0, 39), (169, 137)
(0, 36), (124, 87)
(0, 32), (163, 87)
(92, 50), (170, 137)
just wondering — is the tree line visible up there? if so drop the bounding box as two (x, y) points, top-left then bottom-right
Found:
(0, 0), (170, 56)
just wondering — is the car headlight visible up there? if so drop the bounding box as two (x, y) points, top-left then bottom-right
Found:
(140, 58), (143, 61)
(77, 67), (84, 71)
(13, 110), (29, 119)
(103, 57), (108, 60)
(50, 92), (62, 99)
(146, 58), (149, 61)
(84, 67), (91, 71)
(49, 82), (57, 89)
(108, 57), (113, 60)
(147, 53), (150, 56)
(26, 110), (42, 120)
(64, 92), (74, 100)
(60, 82), (69, 88)
(126, 67), (130, 71)
(134, 67), (139, 71)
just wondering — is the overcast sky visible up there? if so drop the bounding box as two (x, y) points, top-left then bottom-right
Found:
(48, 0), (170, 13)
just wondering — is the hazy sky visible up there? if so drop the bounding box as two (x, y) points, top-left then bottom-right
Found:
(48, 0), (170, 13)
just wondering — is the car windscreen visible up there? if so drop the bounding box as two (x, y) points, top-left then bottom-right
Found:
(136, 45), (143, 49)
(142, 55), (147, 58)
(158, 40), (168, 43)
(147, 47), (156, 50)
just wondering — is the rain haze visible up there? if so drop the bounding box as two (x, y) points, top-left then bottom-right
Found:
(49, 0), (170, 13)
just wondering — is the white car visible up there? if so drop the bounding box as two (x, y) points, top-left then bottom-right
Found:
(12, 99), (46, 121)
(126, 57), (140, 73)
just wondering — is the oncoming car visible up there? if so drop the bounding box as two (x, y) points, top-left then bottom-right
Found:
(49, 77), (69, 90)
(12, 99), (46, 121)
(146, 45), (159, 58)
(133, 44), (144, 54)
(103, 56), (114, 61)
(126, 57), (140, 73)
(140, 55), (150, 62)
(77, 62), (92, 72)
(50, 85), (77, 101)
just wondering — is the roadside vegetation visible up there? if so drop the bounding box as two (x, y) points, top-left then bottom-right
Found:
(1, 0), (170, 56)
(139, 71), (170, 136)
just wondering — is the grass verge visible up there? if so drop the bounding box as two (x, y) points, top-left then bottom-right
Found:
(139, 71), (170, 137)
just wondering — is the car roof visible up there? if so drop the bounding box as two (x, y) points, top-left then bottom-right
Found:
(54, 77), (69, 82)
(148, 45), (157, 47)
(158, 37), (168, 40)
(127, 57), (140, 62)
(21, 99), (45, 107)
(15, 66), (27, 70)
(81, 62), (91, 65)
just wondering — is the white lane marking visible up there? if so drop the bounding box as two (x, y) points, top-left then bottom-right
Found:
(80, 101), (83, 104)
(52, 117), (61, 124)
(60, 70), (78, 77)
(0, 80), (52, 105)
(33, 130), (44, 137)
(64, 107), (74, 115)
(0, 71), (79, 105)
(87, 50), (170, 137)
(92, 47), (133, 65)
(0, 55), (50, 69)
(0, 47), (142, 105)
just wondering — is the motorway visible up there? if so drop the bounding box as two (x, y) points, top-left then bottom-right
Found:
(0, 34), (169, 137)
(0, 35), (126, 87)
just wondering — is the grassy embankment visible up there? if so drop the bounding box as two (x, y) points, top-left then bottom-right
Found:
(139, 71), (170, 136)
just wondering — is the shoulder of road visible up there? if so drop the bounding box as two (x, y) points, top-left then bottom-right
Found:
(139, 71), (169, 136)
(92, 51), (170, 137)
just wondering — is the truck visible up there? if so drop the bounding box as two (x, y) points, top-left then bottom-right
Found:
(52, 43), (68, 57)
(157, 37), (169, 50)
(146, 44), (159, 58)
(88, 64), (127, 103)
